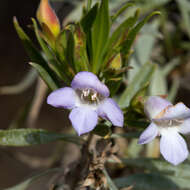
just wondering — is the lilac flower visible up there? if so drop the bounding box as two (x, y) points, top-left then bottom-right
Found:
(47, 71), (123, 135)
(138, 96), (190, 165)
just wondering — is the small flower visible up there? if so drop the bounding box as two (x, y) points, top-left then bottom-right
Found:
(47, 71), (124, 135)
(138, 96), (190, 165)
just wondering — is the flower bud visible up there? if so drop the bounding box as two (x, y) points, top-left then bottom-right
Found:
(37, 0), (60, 37)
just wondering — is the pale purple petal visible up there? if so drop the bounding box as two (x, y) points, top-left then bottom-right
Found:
(97, 98), (123, 127)
(179, 118), (190, 134)
(144, 96), (172, 120)
(69, 107), (98, 136)
(47, 87), (76, 109)
(158, 103), (190, 120)
(71, 71), (109, 97)
(160, 131), (189, 165)
(138, 123), (158, 144)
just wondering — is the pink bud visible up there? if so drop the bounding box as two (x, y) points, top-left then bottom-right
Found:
(37, 0), (60, 37)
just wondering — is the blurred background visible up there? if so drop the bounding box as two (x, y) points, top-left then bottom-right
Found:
(0, 0), (73, 188)
(0, 0), (190, 189)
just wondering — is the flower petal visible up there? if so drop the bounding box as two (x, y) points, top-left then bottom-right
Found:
(138, 123), (158, 144)
(160, 131), (189, 165)
(47, 87), (76, 109)
(71, 71), (110, 97)
(144, 96), (172, 120)
(97, 98), (123, 127)
(179, 118), (190, 134)
(158, 102), (190, 121)
(69, 107), (98, 136)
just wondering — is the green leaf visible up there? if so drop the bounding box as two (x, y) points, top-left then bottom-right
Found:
(13, 17), (60, 88)
(131, 83), (149, 114)
(74, 26), (90, 71)
(4, 168), (63, 190)
(13, 17), (45, 65)
(93, 124), (111, 137)
(111, 2), (134, 23)
(29, 62), (58, 90)
(55, 30), (72, 77)
(81, 3), (98, 34)
(65, 28), (76, 72)
(121, 11), (160, 58)
(103, 14), (139, 63)
(32, 18), (54, 61)
(103, 168), (119, 190)
(114, 173), (189, 190)
(87, 0), (92, 11)
(32, 19), (65, 81)
(0, 128), (83, 146)
(119, 62), (156, 108)
(92, 0), (110, 73)
(119, 158), (190, 179)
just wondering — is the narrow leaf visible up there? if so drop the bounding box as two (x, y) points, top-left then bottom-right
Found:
(149, 66), (167, 95)
(92, 0), (110, 73)
(119, 62), (156, 108)
(13, 17), (45, 65)
(111, 2), (134, 23)
(103, 168), (119, 190)
(104, 15), (138, 61)
(119, 158), (190, 179)
(32, 18), (54, 60)
(121, 11), (160, 57)
(168, 77), (180, 102)
(114, 173), (188, 190)
(13, 17), (60, 88)
(81, 3), (98, 34)
(32, 18), (65, 81)
(29, 62), (58, 90)
(0, 128), (83, 146)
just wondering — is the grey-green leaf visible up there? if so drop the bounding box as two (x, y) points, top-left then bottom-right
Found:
(0, 128), (82, 146)
(114, 173), (189, 190)
(149, 65), (167, 95)
(119, 62), (156, 108)
(120, 158), (190, 179)
(103, 168), (119, 190)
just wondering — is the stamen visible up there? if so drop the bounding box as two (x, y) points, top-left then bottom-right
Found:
(155, 118), (184, 128)
(83, 89), (90, 97)
(91, 92), (98, 101)
(77, 88), (103, 104)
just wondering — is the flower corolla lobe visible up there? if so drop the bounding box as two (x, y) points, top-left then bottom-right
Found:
(47, 71), (123, 136)
(139, 96), (190, 165)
